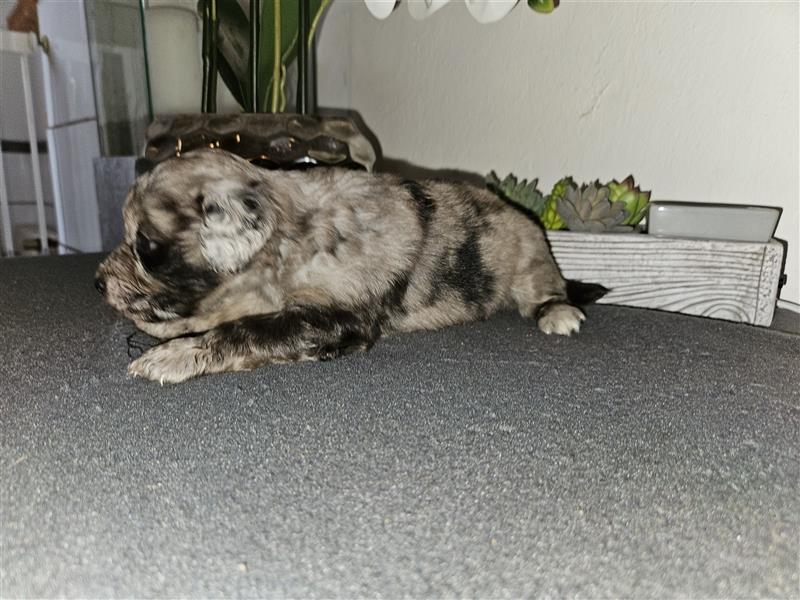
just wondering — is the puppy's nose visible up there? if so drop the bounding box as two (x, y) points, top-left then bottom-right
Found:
(94, 276), (106, 295)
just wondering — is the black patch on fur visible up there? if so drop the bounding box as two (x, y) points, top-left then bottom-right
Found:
(240, 190), (261, 212)
(136, 229), (219, 316)
(296, 213), (313, 237)
(426, 254), (449, 306)
(214, 305), (380, 363)
(163, 258), (219, 296)
(452, 230), (494, 308)
(381, 272), (411, 317)
(402, 180), (436, 234)
(135, 157), (155, 176)
(427, 231), (494, 312)
(158, 197), (179, 215)
(159, 197), (193, 231)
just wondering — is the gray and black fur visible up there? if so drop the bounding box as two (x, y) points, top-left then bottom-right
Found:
(96, 150), (606, 383)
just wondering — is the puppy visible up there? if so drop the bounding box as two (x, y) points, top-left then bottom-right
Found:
(96, 149), (606, 383)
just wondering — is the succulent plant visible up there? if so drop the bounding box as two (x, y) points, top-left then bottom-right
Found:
(485, 172), (650, 233)
(486, 171), (546, 216)
(608, 175), (651, 226)
(539, 176), (573, 230)
(556, 181), (632, 232)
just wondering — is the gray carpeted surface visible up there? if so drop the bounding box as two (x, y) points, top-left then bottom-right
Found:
(1, 254), (798, 598)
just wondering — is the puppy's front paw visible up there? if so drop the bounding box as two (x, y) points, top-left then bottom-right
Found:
(128, 337), (212, 384)
(538, 303), (585, 336)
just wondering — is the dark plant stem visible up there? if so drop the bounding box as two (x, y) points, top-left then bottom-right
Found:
(208, 0), (219, 112)
(138, 0), (153, 121)
(201, 0), (209, 112)
(249, 0), (260, 112)
(296, 0), (310, 115)
(201, 0), (219, 113)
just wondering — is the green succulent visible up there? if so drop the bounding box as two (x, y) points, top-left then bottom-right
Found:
(556, 181), (632, 232)
(608, 175), (651, 226)
(540, 176), (573, 230)
(486, 171), (546, 216)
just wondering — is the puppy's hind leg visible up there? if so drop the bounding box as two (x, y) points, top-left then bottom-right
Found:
(128, 305), (381, 383)
(512, 258), (608, 336)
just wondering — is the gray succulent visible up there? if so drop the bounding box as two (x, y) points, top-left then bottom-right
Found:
(556, 182), (632, 232)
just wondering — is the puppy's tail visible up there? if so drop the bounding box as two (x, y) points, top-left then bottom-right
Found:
(566, 279), (609, 306)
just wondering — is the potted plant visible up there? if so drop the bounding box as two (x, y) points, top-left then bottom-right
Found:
(486, 171), (785, 326)
(141, 0), (376, 172)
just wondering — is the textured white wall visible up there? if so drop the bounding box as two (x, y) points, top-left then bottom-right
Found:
(317, 1), (799, 306)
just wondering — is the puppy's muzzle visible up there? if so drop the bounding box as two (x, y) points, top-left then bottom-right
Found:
(96, 248), (148, 314)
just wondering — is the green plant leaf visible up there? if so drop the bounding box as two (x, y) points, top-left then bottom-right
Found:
(528, 0), (560, 14)
(607, 175), (651, 226)
(541, 177), (574, 230)
(257, 0), (325, 113)
(486, 172), (547, 216)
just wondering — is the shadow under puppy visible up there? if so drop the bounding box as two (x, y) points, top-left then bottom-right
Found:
(95, 149), (607, 383)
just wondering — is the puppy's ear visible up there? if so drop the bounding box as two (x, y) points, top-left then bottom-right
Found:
(196, 179), (275, 273)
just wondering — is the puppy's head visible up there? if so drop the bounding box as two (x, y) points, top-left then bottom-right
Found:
(96, 149), (290, 333)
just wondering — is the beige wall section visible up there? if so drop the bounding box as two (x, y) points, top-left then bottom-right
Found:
(317, 1), (799, 306)
(144, 3), (240, 115)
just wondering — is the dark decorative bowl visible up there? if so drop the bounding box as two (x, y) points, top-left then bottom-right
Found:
(139, 113), (377, 174)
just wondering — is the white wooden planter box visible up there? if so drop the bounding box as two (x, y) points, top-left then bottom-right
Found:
(546, 231), (785, 327)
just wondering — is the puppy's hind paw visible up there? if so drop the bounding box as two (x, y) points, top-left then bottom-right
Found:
(128, 336), (212, 384)
(537, 303), (585, 336)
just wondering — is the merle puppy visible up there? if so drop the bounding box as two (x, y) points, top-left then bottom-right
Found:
(95, 150), (606, 383)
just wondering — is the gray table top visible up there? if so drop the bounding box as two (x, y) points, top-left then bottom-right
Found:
(2, 254), (798, 598)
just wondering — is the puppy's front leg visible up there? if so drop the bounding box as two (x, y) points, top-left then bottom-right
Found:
(128, 306), (381, 383)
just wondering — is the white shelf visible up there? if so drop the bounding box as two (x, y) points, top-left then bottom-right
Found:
(0, 29), (37, 56)
(0, 28), (48, 256)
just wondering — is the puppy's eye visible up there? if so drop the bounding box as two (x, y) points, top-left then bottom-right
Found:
(243, 196), (259, 211)
(137, 232), (160, 255)
(136, 231), (168, 271)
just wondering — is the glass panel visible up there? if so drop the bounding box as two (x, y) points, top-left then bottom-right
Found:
(84, 0), (152, 156)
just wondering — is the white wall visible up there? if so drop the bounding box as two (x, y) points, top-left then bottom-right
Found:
(144, 2), (239, 115)
(317, 1), (799, 306)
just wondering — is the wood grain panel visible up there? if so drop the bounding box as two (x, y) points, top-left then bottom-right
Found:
(546, 232), (784, 326)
